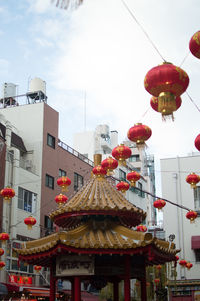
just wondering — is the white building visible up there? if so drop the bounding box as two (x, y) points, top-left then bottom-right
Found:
(160, 154), (200, 295)
(74, 124), (157, 227)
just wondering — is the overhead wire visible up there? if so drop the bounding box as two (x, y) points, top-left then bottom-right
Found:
(120, 0), (166, 62)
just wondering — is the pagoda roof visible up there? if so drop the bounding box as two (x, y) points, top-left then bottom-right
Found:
(50, 176), (146, 228)
(16, 220), (179, 266)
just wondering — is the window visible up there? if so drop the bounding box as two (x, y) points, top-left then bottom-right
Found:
(129, 154), (140, 162)
(59, 169), (66, 177)
(74, 173), (84, 191)
(194, 249), (200, 262)
(18, 187), (37, 213)
(194, 186), (200, 211)
(119, 169), (126, 181)
(138, 182), (145, 198)
(44, 215), (53, 231)
(45, 174), (54, 189)
(47, 133), (55, 149)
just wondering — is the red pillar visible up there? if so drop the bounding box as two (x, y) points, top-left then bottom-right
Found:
(74, 276), (81, 301)
(140, 266), (147, 301)
(124, 255), (131, 301)
(50, 260), (56, 301)
(71, 278), (74, 301)
(113, 280), (119, 301)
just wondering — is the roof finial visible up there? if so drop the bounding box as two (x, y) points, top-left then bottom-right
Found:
(94, 154), (102, 167)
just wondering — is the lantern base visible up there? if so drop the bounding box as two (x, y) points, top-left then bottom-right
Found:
(118, 159), (126, 166)
(158, 92), (176, 120)
(3, 197), (11, 203)
(27, 225), (33, 230)
(130, 182), (136, 187)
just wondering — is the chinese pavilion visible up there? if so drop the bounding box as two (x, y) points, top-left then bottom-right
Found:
(16, 155), (179, 301)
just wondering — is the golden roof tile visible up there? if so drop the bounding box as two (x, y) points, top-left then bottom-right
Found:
(16, 220), (177, 257)
(50, 176), (146, 228)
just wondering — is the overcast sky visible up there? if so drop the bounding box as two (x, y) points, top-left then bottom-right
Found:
(1, 0), (200, 196)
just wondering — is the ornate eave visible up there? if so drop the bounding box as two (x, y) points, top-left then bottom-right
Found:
(50, 176), (146, 228)
(16, 220), (179, 266)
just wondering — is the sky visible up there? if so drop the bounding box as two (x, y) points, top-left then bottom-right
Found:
(0, 0), (200, 196)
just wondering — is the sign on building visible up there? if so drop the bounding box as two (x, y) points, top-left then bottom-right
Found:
(56, 255), (94, 276)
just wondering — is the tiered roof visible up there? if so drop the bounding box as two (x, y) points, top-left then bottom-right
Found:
(15, 154), (179, 266)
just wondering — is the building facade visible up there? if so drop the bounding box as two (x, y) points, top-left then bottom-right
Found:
(160, 154), (200, 299)
(73, 124), (157, 227)
(0, 98), (93, 287)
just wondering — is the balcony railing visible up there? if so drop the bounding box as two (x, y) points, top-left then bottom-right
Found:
(58, 140), (94, 167)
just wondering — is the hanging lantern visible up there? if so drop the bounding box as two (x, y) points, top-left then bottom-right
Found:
(136, 225), (147, 232)
(34, 265), (42, 273)
(194, 134), (200, 151)
(156, 264), (162, 270)
(179, 259), (187, 268)
(186, 173), (200, 189)
(175, 255), (179, 262)
(127, 171), (141, 187)
(0, 233), (9, 245)
(0, 187), (15, 202)
(127, 123), (152, 147)
(24, 217), (37, 230)
(185, 262), (193, 270)
(116, 181), (129, 193)
(55, 193), (68, 206)
(0, 261), (5, 270)
(153, 199), (166, 211)
(112, 144), (131, 166)
(154, 279), (160, 285)
(92, 165), (107, 179)
(189, 31), (200, 59)
(186, 210), (198, 223)
(0, 249), (4, 257)
(57, 176), (71, 192)
(101, 157), (118, 175)
(144, 62), (189, 120)
(150, 96), (182, 120)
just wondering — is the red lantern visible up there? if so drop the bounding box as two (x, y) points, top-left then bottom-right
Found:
(92, 165), (107, 178)
(0, 187), (15, 202)
(194, 134), (200, 151)
(127, 123), (152, 147)
(112, 144), (131, 166)
(0, 261), (5, 270)
(189, 31), (200, 59)
(57, 176), (71, 192)
(150, 96), (182, 120)
(136, 225), (147, 232)
(116, 181), (129, 193)
(154, 279), (160, 285)
(179, 259), (187, 268)
(127, 171), (141, 187)
(153, 199), (166, 211)
(24, 217), (37, 230)
(0, 232), (9, 244)
(175, 255), (179, 261)
(186, 173), (199, 189)
(101, 157), (118, 175)
(185, 262), (193, 270)
(34, 265), (42, 273)
(144, 62), (189, 120)
(0, 249), (4, 256)
(55, 193), (68, 206)
(186, 210), (198, 223)
(156, 264), (162, 270)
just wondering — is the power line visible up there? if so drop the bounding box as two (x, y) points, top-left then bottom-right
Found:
(120, 0), (166, 62)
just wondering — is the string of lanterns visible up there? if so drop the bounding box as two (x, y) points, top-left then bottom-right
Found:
(0, 30), (200, 273)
